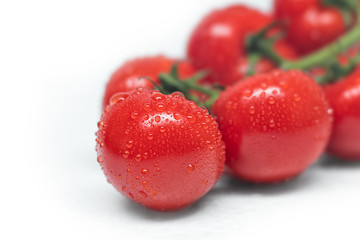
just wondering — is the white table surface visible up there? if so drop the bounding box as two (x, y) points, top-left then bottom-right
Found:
(1, 0), (359, 239)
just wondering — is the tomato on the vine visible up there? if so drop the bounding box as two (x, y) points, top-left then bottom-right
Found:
(286, 7), (346, 55)
(274, 0), (319, 22)
(96, 88), (225, 210)
(325, 65), (360, 160)
(187, 5), (297, 86)
(212, 70), (333, 182)
(103, 56), (196, 109)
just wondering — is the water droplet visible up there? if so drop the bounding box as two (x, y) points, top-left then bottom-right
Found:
(327, 108), (334, 115)
(155, 116), (161, 122)
(141, 169), (149, 174)
(260, 92), (266, 98)
(126, 140), (134, 148)
(151, 191), (158, 197)
(139, 191), (148, 198)
(143, 152), (148, 158)
(131, 112), (139, 119)
(110, 92), (129, 105)
(269, 119), (275, 128)
(97, 121), (104, 129)
(143, 103), (151, 111)
(118, 173), (122, 179)
(261, 83), (268, 89)
(243, 89), (252, 97)
(263, 125), (268, 131)
(147, 133), (154, 140)
(123, 150), (130, 158)
(151, 92), (165, 101)
(187, 114), (195, 123)
(174, 113), (181, 120)
(249, 106), (256, 114)
(268, 97), (275, 105)
(186, 164), (195, 174)
(294, 93), (301, 102)
(272, 135), (276, 140)
(127, 168), (131, 173)
(155, 103), (166, 112)
(122, 186), (126, 191)
(97, 156), (103, 163)
(189, 101), (197, 109)
(159, 126), (166, 133)
(135, 154), (141, 162)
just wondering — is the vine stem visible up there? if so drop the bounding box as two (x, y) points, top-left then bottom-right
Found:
(250, 3), (360, 76)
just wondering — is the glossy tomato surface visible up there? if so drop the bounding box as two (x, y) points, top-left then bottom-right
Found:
(286, 7), (345, 55)
(96, 89), (225, 210)
(325, 65), (360, 160)
(103, 56), (196, 109)
(213, 70), (332, 182)
(274, 0), (319, 22)
(187, 5), (297, 86)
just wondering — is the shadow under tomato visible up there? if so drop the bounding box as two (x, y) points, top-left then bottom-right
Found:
(208, 167), (317, 196)
(319, 154), (360, 168)
(121, 194), (210, 221)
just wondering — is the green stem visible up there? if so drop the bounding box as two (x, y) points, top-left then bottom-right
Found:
(250, 2), (360, 78)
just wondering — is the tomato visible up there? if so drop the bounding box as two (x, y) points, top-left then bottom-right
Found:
(103, 56), (196, 109)
(212, 70), (332, 182)
(286, 7), (345, 55)
(96, 88), (226, 210)
(187, 5), (297, 86)
(324, 65), (360, 160)
(274, 0), (319, 22)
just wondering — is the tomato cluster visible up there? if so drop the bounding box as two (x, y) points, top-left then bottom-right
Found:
(96, 0), (360, 211)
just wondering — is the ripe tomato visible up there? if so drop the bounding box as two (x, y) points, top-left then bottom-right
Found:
(274, 0), (319, 22)
(187, 5), (297, 86)
(212, 70), (332, 182)
(286, 7), (345, 55)
(96, 89), (225, 210)
(103, 56), (196, 109)
(324, 65), (360, 160)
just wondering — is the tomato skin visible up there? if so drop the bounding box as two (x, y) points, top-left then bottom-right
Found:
(287, 7), (345, 55)
(103, 56), (196, 109)
(187, 5), (297, 86)
(212, 70), (332, 182)
(96, 89), (225, 211)
(274, 0), (319, 22)
(324, 65), (360, 160)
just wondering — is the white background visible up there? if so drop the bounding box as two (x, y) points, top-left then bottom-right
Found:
(1, 0), (360, 239)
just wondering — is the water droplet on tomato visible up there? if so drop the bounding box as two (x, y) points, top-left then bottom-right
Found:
(155, 103), (166, 112)
(126, 140), (134, 148)
(147, 133), (154, 140)
(268, 97), (275, 105)
(139, 191), (148, 198)
(174, 113), (181, 120)
(151, 92), (165, 101)
(123, 150), (130, 158)
(249, 106), (256, 114)
(97, 156), (103, 163)
(141, 169), (149, 175)
(186, 164), (195, 174)
(135, 154), (141, 162)
(131, 112), (139, 119)
(294, 94), (301, 102)
(159, 126), (166, 133)
(110, 92), (129, 105)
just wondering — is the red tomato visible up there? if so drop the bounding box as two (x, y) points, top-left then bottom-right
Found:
(274, 0), (319, 22)
(103, 56), (196, 109)
(287, 7), (345, 55)
(212, 70), (332, 182)
(187, 5), (297, 86)
(96, 89), (225, 210)
(325, 65), (360, 160)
